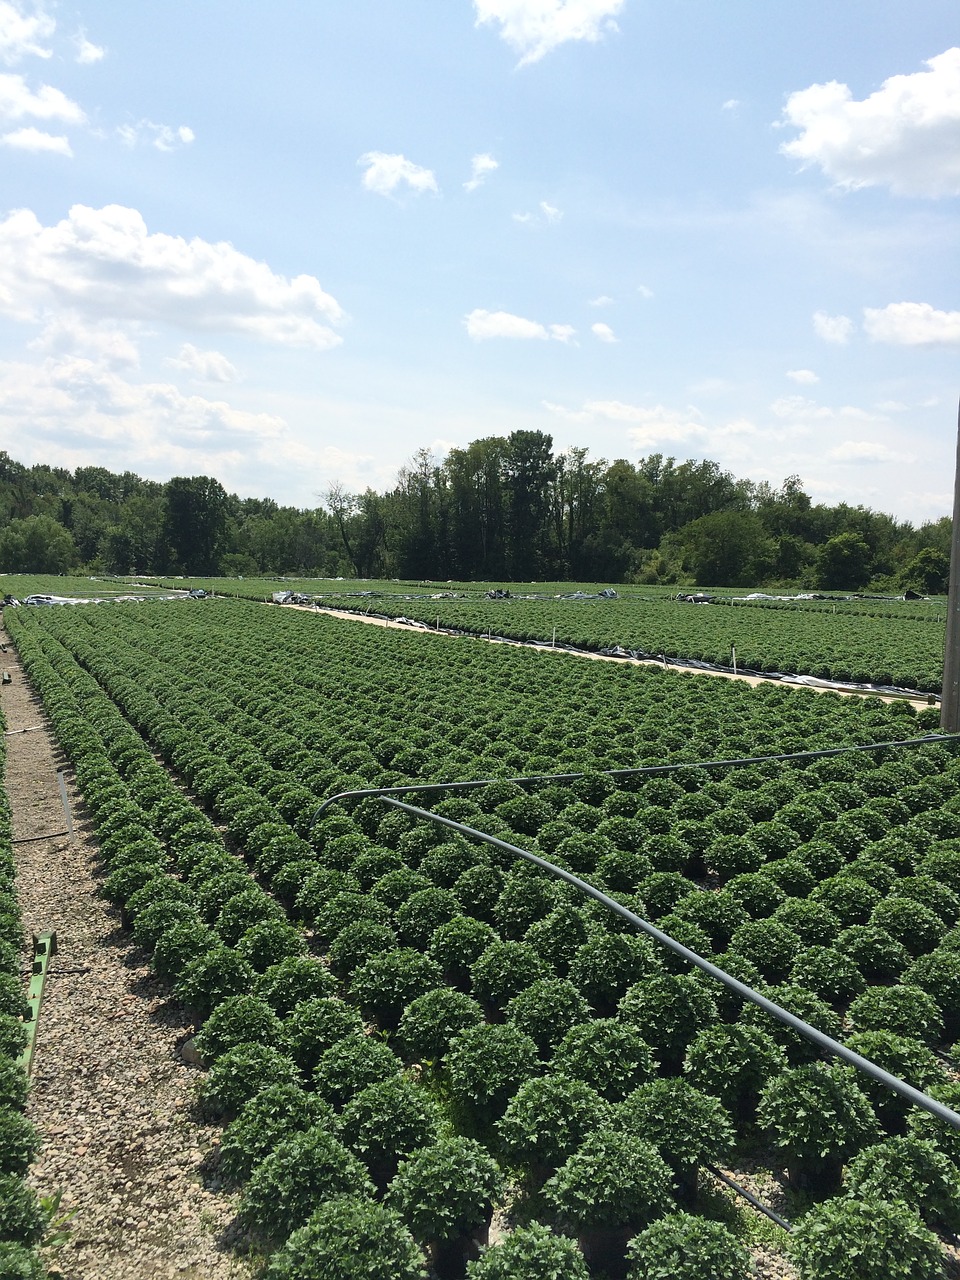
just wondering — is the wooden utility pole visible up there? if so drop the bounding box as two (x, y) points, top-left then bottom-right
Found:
(941, 398), (960, 731)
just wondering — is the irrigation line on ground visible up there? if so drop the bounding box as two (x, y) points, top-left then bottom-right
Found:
(376, 794), (960, 1133)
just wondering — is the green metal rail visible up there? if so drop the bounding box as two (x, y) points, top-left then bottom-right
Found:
(19, 930), (56, 1074)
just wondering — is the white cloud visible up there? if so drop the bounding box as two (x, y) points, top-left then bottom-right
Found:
(863, 301), (960, 346)
(591, 322), (617, 343)
(0, 71), (84, 122)
(636, 284), (654, 299)
(465, 308), (548, 340)
(722, 98), (740, 112)
(828, 440), (916, 464)
(0, 204), (344, 349)
(549, 323), (577, 343)
(786, 368), (819, 384)
(0, 124), (68, 153)
(473, 0), (625, 67)
(464, 152), (498, 191)
(166, 343), (238, 382)
(29, 314), (139, 367)
(0, 2), (54, 64)
(589, 294), (614, 307)
(780, 48), (960, 197)
(359, 151), (438, 197)
(813, 310), (853, 344)
(74, 30), (103, 64)
(0, 351), (377, 497)
(117, 120), (194, 151)
(513, 200), (563, 227)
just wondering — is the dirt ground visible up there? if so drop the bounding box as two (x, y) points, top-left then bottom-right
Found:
(1, 623), (249, 1280)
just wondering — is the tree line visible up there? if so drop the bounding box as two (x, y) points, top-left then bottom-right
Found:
(0, 435), (950, 592)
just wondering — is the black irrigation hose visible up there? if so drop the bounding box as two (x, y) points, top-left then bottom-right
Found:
(308, 732), (960, 828)
(11, 830), (69, 844)
(705, 1166), (793, 1233)
(378, 794), (960, 1134)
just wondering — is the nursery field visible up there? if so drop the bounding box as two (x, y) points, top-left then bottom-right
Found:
(137, 575), (949, 693)
(5, 597), (960, 1279)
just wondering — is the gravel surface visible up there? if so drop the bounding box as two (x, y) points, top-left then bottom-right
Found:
(2, 623), (251, 1280)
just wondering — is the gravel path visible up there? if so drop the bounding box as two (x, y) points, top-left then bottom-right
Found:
(2, 623), (250, 1280)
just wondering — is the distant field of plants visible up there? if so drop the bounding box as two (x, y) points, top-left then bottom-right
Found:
(113, 573), (947, 693)
(5, 597), (960, 1278)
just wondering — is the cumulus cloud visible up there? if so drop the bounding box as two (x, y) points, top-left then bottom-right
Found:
(74, 30), (103, 64)
(0, 124), (68, 153)
(591, 322), (617, 343)
(28, 314), (139, 367)
(117, 120), (194, 151)
(0, 71), (84, 122)
(828, 440), (916, 464)
(359, 151), (438, 197)
(636, 284), (654, 299)
(465, 308), (548, 340)
(813, 310), (853, 344)
(0, 204), (344, 349)
(780, 47), (960, 197)
(166, 343), (238, 382)
(0, 2), (54, 64)
(474, 0), (625, 67)
(863, 301), (960, 346)
(589, 294), (613, 307)
(722, 98), (740, 112)
(464, 152), (498, 191)
(786, 369), (819, 384)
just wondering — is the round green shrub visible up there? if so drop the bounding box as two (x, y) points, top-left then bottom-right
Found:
(241, 1129), (375, 1242)
(551, 1019), (656, 1102)
(757, 1063), (881, 1192)
(396, 887), (461, 949)
(845, 1136), (960, 1233)
(351, 949), (444, 1029)
(673, 891), (748, 951)
(220, 1083), (336, 1183)
(0, 1109), (40, 1176)
(0, 1241), (43, 1279)
(834, 925), (909, 983)
(235, 918), (306, 973)
(905, 948), (960, 1035)
(388, 1134), (503, 1245)
(429, 916), (498, 986)
(625, 1211), (753, 1280)
(395, 988), (485, 1066)
(870, 898), (944, 957)
(618, 974), (717, 1071)
(788, 946), (866, 1007)
(313, 1035), (402, 1108)
(847, 985), (943, 1044)
(496, 1076), (610, 1179)
(0, 975), (29, 1023)
(452, 865), (504, 923)
(0, 1060), (28, 1113)
(340, 1077), (440, 1180)
(151, 916), (217, 980)
(568, 934), (661, 1011)
(470, 941), (547, 1009)
(724, 872), (786, 919)
(193, 995), (284, 1063)
(506, 979), (590, 1056)
(524, 906), (589, 974)
(328, 920), (398, 981)
(728, 920), (801, 983)
(739, 983), (842, 1066)
(174, 945), (256, 1017)
(286, 997), (364, 1073)
(843, 1031), (945, 1131)
(684, 1024), (786, 1120)
(199, 1043), (300, 1118)
(465, 1222), (588, 1280)
(788, 1195), (942, 1280)
(253, 956), (338, 1017)
(0, 1173), (44, 1244)
(543, 1129), (674, 1232)
(447, 1023), (539, 1126)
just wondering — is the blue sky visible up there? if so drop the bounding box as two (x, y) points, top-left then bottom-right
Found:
(0, 0), (957, 524)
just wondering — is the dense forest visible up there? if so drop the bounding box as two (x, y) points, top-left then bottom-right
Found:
(0, 434), (950, 591)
